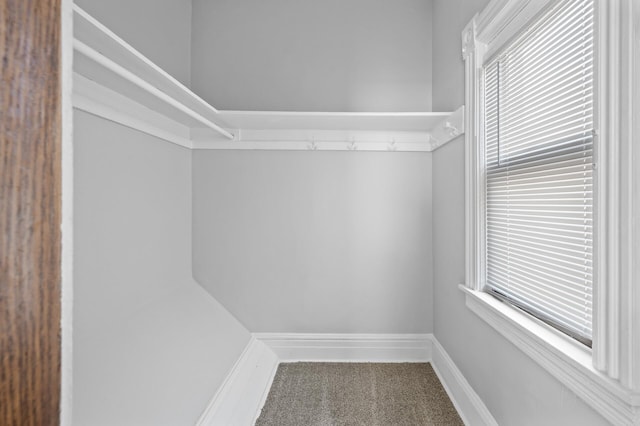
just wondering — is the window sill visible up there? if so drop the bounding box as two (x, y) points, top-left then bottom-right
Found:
(458, 285), (640, 425)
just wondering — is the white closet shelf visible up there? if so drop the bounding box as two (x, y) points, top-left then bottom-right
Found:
(72, 4), (464, 152)
(72, 4), (233, 146)
(218, 111), (448, 132)
(190, 109), (464, 151)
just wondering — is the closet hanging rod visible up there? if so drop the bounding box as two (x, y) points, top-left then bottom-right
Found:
(74, 39), (234, 140)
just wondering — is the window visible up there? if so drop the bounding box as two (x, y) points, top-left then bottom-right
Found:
(461, 0), (640, 423)
(482, 0), (594, 346)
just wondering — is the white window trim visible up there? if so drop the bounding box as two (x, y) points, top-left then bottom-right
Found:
(461, 0), (640, 424)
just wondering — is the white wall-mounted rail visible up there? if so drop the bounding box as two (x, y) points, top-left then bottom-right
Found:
(72, 5), (233, 142)
(216, 110), (450, 131)
(191, 108), (465, 152)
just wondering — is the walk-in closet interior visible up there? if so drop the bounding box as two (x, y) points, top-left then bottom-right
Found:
(67, 0), (639, 424)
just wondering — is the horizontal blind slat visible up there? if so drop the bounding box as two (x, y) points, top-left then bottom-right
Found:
(483, 0), (594, 344)
(486, 271), (592, 324)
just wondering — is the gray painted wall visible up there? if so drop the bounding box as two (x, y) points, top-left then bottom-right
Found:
(70, 0), (611, 422)
(191, 0), (433, 112)
(432, 0), (486, 110)
(193, 151), (433, 333)
(73, 111), (250, 425)
(431, 0), (609, 424)
(75, 0), (192, 86)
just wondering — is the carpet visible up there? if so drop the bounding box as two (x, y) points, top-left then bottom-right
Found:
(255, 362), (464, 425)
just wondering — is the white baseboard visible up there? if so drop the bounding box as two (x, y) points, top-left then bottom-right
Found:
(254, 333), (433, 362)
(431, 338), (498, 426)
(197, 333), (496, 426)
(196, 337), (278, 426)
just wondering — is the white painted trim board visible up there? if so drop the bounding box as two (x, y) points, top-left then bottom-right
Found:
(60, 0), (74, 424)
(195, 337), (278, 426)
(196, 334), (497, 426)
(431, 338), (499, 426)
(255, 333), (433, 363)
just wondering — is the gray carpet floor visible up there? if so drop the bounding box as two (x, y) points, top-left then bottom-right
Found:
(255, 362), (464, 426)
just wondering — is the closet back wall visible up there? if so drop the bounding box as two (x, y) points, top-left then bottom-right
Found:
(193, 151), (433, 333)
(191, 0), (433, 111)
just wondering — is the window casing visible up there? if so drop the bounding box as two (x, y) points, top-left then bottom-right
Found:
(461, 0), (640, 423)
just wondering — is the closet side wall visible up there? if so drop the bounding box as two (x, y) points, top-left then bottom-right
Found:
(193, 151), (433, 333)
(72, 112), (250, 426)
(71, 2), (252, 422)
(431, 0), (609, 424)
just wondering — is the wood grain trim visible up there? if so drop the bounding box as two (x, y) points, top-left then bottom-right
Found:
(1, 0), (62, 425)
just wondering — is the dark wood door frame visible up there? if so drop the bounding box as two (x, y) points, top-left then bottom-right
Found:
(1, 0), (63, 425)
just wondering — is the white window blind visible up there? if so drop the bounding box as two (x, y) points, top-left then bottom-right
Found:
(483, 0), (594, 345)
